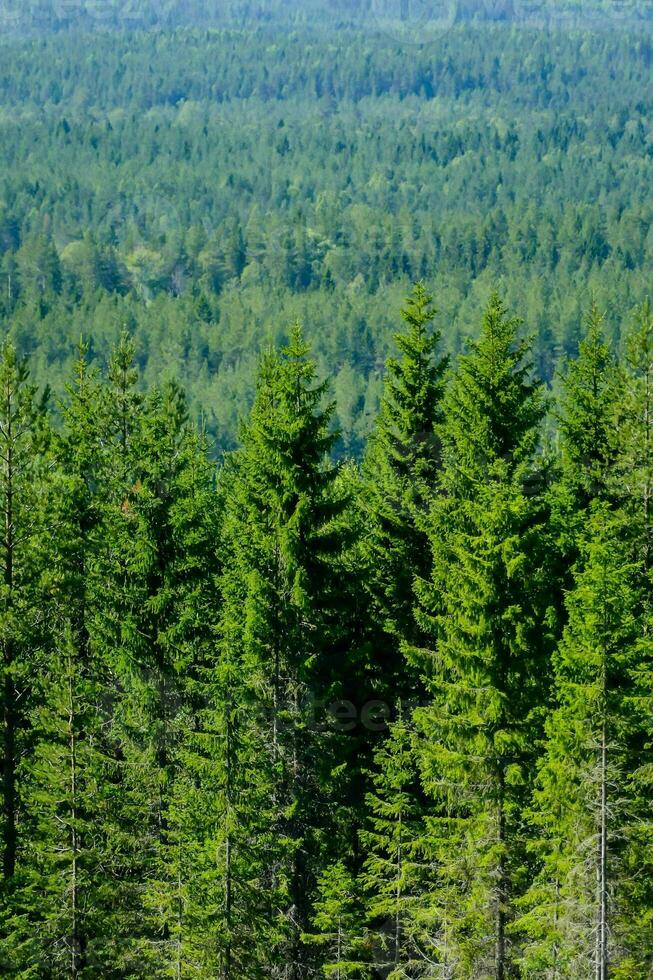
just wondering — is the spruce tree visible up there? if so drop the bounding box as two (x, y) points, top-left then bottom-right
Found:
(413, 294), (554, 978)
(360, 282), (448, 691)
(0, 342), (50, 975)
(361, 711), (436, 979)
(100, 378), (220, 975)
(214, 325), (351, 977)
(0, 343), (49, 878)
(553, 303), (622, 562)
(617, 300), (653, 576)
(18, 341), (116, 977)
(305, 861), (368, 978)
(608, 301), (653, 974)
(517, 505), (651, 979)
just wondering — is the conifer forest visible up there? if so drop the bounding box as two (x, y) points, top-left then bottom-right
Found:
(0, 1), (652, 977)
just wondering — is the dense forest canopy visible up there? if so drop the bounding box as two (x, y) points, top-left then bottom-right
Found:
(0, 17), (652, 450)
(0, 288), (651, 977)
(0, 3), (652, 977)
(2, 0), (653, 35)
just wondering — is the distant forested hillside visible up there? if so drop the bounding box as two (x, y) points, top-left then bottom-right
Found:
(0, 20), (652, 451)
(1, 0), (652, 35)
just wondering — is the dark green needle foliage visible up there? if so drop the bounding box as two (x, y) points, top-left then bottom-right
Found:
(213, 324), (351, 977)
(412, 295), (556, 979)
(0, 286), (650, 977)
(517, 505), (652, 979)
(360, 282), (448, 692)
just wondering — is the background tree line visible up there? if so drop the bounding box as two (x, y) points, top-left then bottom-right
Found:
(1, 0), (652, 37)
(0, 21), (652, 451)
(0, 283), (651, 978)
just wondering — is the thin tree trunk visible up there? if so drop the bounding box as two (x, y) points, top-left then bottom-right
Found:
(552, 875), (561, 980)
(2, 669), (15, 879)
(395, 810), (402, 970)
(176, 863), (183, 980)
(336, 918), (342, 980)
(224, 708), (232, 980)
(2, 395), (16, 879)
(596, 719), (608, 980)
(69, 665), (81, 980)
(496, 771), (506, 980)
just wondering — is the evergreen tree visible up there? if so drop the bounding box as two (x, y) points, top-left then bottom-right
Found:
(360, 282), (448, 691)
(517, 505), (652, 979)
(18, 341), (115, 977)
(361, 711), (436, 979)
(552, 303), (622, 563)
(305, 860), (368, 978)
(617, 300), (653, 576)
(214, 325), (351, 977)
(101, 378), (220, 975)
(0, 343), (49, 878)
(0, 342), (50, 975)
(413, 295), (555, 978)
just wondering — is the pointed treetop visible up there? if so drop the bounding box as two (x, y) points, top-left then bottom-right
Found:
(373, 281), (448, 480)
(441, 291), (544, 485)
(558, 301), (621, 505)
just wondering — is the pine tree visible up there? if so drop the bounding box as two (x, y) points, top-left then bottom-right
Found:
(213, 325), (351, 977)
(413, 294), (555, 978)
(516, 505), (652, 979)
(100, 378), (221, 975)
(360, 282), (448, 691)
(18, 341), (116, 977)
(305, 860), (368, 978)
(0, 342), (50, 975)
(361, 711), (437, 979)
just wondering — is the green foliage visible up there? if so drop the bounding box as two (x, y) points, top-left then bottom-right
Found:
(0, 290), (650, 978)
(212, 325), (354, 976)
(305, 861), (368, 978)
(0, 343), (51, 976)
(412, 295), (556, 978)
(361, 712), (437, 979)
(360, 283), (448, 692)
(0, 22), (652, 449)
(517, 506), (652, 979)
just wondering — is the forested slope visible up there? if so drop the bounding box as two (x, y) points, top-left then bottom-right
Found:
(0, 287), (651, 977)
(1, 22), (653, 450)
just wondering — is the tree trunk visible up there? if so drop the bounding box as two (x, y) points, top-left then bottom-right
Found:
(496, 771), (506, 980)
(69, 666), (81, 980)
(596, 719), (608, 980)
(224, 708), (232, 980)
(1, 401), (16, 880)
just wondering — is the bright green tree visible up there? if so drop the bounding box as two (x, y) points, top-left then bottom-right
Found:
(361, 711), (436, 979)
(0, 343), (50, 976)
(413, 295), (555, 979)
(360, 282), (448, 692)
(305, 860), (368, 978)
(214, 325), (351, 978)
(17, 342), (117, 977)
(517, 505), (652, 979)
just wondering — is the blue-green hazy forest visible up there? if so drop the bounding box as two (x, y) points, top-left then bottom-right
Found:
(0, 2), (652, 977)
